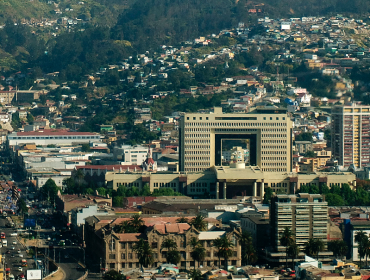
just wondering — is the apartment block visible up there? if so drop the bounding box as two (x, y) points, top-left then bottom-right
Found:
(332, 105), (370, 167)
(180, 107), (293, 173)
(270, 194), (328, 251)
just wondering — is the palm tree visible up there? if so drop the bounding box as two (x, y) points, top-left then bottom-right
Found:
(304, 239), (324, 260)
(328, 240), (348, 259)
(188, 269), (202, 280)
(129, 214), (145, 231)
(161, 237), (178, 251)
(355, 231), (368, 267)
(191, 245), (206, 268)
(279, 227), (295, 269)
(287, 244), (300, 270)
(166, 249), (181, 265)
(240, 231), (257, 265)
(133, 239), (154, 268)
(214, 236), (234, 270)
(176, 217), (189, 223)
(190, 214), (207, 231)
(162, 237), (180, 264)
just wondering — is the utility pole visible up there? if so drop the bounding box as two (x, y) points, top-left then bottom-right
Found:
(53, 248), (55, 262)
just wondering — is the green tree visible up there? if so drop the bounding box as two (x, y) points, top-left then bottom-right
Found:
(214, 236), (234, 270)
(325, 193), (345, 206)
(304, 239), (324, 260)
(113, 196), (124, 207)
(263, 187), (273, 204)
(355, 231), (368, 267)
(97, 187), (106, 196)
(191, 243), (206, 268)
(287, 244), (300, 269)
(104, 270), (125, 280)
(328, 240), (348, 259)
(176, 217), (189, 223)
(81, 143), (91, 152)
(280, 227), (295, 269)
(304, 150), (316, 157)
(190, 214), (207, 231)
(188, 269), (202, 280)
(27, 113), (34, 124)
(133, 239), (154, 268)
(295, 132), (312, 142)
(161, 237), (180, 264)
(17, 198), (28, 214)
(240, 231), (257, 265)
(40, 179), (61, 205)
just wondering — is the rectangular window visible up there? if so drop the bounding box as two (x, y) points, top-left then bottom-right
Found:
(152, 242), (157, 249)
(128, 243), (133, 249)
(128, 253), (132, 259)
(121, 243), (126, 249)
(121, 253), (126, 259)
(109, 254), (116, 259)
(110, 263), (115, 269)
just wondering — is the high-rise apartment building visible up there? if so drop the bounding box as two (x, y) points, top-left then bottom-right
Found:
(180, 107), (293, 172)
(270, 193), (328, 251)
(331, 105), (370, 167)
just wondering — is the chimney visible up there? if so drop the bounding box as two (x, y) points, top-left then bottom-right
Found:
(107, 194), (110, 199)
(95, 190), (99, 196)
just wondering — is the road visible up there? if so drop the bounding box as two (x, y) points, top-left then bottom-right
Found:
(48, 247), (86, 280)
(0, 216), (34, 279)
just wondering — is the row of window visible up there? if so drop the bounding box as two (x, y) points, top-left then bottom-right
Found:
(261, 168), (287, 172)
(261, 145), (287, 149)
(261, 140), (287, 144)
(185, 122), (287, 127)
(9, 135), (99, 140)
(262, 157), (287, 161)
(184, 151), (210, 155)
(185, 145), (210, 149)
(262, 150), (287, 155)
(262, 134), (287, 138)
(184, 134), (210, 138)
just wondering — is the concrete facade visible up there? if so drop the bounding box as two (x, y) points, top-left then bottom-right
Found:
(180, 107), (293, 173)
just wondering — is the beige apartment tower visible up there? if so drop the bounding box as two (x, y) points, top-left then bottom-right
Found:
(332, 105), (370, 168)
(180, 107), (293, 173)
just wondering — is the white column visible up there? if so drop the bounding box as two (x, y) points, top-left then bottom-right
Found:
(216, 182), (219, 199)
(260, 182), (265, 199)
(253, 182), (257, 197)
(223, 182), (227, 199)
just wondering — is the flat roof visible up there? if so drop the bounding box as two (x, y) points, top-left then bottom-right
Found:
(10, 129), (99, 136)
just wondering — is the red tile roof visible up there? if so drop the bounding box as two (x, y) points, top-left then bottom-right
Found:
(118, 233), (142, 242)
(154, 223), (190, 234)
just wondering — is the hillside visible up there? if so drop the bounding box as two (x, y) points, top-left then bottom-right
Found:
(0, 0), (136, 25)
(113, 0), (253, 51)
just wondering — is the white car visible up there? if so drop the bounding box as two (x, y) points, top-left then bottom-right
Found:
(12, 241), (16, 245)
(19, 254), (23, 258)
(18, 267), (22, 272)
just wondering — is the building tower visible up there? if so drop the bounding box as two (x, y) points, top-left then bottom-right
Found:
(179, 107), (293, 173)
(331, 105), (370, 168)
(270, 193), (328, 254)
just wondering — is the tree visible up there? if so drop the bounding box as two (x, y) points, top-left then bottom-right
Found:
(190, 214), (207, 231)
(280, 227), (295, 269)
(188, 269), (202, 280)
(214, 236), (234, 270)
(97, 187), (106, 196)
(161, 237), (180, 264)
(161, 237), (178, 251)
(295, 132), (312, 142)
(240, 231), (257, 265)
(176, 217), (189, 223)
(104, 270), (125, 280)
(190, 237), (206, 268)
(40, 179), (61, 205)
(355, 231), (368, 267)
(263, 187), (273, 204)
(287, 244), (300, 269)
(133, 239), (154, 268)
(304, 239), (324, 260)
(27, 113), (34, 124)
(328, 240), (348, 259)
(166, 249), (181, 265)
(17, 198), (28, 214)
(114, 214), (145, 233)
(304, 150), (316, 158)
(191, 244), (206, 268)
